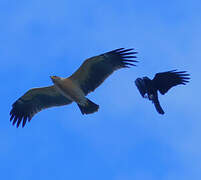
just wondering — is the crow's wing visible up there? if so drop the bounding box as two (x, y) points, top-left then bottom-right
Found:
(152, 70), (190, 95)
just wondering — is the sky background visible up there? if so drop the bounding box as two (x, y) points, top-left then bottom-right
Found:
(1, 0), (201, 179)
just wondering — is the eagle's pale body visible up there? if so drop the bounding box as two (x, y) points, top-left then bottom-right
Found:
(52, 77), (87, 106)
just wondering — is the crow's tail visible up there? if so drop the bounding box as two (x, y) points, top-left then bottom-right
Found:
(153, 96), (164, 115)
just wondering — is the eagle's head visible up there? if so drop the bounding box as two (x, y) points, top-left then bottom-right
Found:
(50, 76), (62, 83)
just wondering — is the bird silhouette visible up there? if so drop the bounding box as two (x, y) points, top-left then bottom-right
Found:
(10, 48), (137, 127)
(135, 70), (190, 114)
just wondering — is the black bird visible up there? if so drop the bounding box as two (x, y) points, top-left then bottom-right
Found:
(135, 70), (190, 114)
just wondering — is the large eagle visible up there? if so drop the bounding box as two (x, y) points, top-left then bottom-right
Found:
(135, 70), (190, 114)
(10, 48), (137, 127)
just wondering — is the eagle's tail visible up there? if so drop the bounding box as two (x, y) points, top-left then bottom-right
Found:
(77, 99), (99, 115)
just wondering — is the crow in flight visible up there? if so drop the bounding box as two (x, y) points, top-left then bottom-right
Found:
(135, 70), (190, 114)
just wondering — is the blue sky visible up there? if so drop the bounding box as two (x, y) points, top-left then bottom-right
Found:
(1, 0), (201, 179)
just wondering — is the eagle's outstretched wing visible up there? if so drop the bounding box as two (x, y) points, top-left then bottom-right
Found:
(70, 48), (138, 95)
(10, 86), (72, 128)
(152, 70), (190, 95)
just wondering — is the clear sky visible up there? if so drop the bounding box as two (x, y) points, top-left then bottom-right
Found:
(1, 0), (200, 179)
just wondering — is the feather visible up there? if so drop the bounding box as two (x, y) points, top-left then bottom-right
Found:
(153, 70), (190, 95)
(10, 48), (137, 127)
(10, 86), (72, 128)
(135, 70), (190, 114)
(70, 48), (138, 95)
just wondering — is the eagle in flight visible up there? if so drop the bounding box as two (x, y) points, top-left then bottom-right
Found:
(135, 70), (190, 114)
(10, 48), (137, 127)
